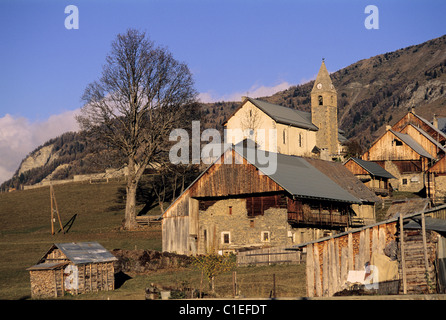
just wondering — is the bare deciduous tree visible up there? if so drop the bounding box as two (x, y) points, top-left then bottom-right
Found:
(76, 29), (197, 230)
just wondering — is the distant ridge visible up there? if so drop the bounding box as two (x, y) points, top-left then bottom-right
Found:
(3, 35), (446, 190)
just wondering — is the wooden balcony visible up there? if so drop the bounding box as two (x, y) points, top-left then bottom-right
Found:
(287, 211), (349, 228)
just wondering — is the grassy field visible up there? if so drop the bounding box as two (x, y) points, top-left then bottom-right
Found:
(0, 181), (306, 300)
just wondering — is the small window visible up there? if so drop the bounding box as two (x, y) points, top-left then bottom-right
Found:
(393, 139), (403, 146)
(228, 206), (232, 215)
(283, 129), (286, 144)
(222, 232), (230, 244)
(250, 220), (255, 228)
(298, 133), (303, 147)
(318, 95), (323, 106)
(402, 178), (408, 185)
(261, 231), (270, 242)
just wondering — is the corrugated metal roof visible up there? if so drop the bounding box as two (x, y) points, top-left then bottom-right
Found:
(234, 146), (361, 203)
(349, 157), (396, 179)
(54, 242), (117, 265)
(391, 130), (433, 159)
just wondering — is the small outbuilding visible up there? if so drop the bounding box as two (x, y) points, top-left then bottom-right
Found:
(27, 242), (117, 299)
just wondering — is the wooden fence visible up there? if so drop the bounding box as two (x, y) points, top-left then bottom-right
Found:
(236, 246), (304, 266)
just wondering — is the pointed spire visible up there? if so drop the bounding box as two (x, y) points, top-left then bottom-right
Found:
(311, 59), (336, 93)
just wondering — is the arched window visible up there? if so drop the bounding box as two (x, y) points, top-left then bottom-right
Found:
(318, 95), (323, 105)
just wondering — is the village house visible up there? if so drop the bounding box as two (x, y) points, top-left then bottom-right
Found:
(361, 108), (446, 199)
(223, 60), (347, 161)
(161, 144), (381, 255)
(27, 242), (117, 298)
(344, 157), (396, 197)
(161, 60), (385, 256)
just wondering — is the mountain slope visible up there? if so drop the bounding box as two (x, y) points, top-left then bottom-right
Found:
(3, 35), (446, 189)
(263, 34), (446, 145)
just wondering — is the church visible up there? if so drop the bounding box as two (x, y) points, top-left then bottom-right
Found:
(160, 61), (381, 255)
(223, 60), (347, 161)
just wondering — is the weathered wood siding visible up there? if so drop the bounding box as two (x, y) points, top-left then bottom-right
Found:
(344, 159), (370, 176)
(189, 151), (283, 198)
(305, 222), (397, 297)
(162, 148), (284, 254)
(430, 156), (446, 174)
(363, 130), (429, 164)
(392, 112), (446, 145)
(401, 124), (444, 159)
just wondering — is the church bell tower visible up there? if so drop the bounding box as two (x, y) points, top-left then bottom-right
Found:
(311, 59), (338, 157)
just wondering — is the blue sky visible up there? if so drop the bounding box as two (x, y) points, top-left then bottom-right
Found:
(0, 0), (445, 183)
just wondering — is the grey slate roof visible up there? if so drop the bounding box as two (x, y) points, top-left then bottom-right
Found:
(349, 157), (396, 179)
(50, 242), (117, 265)
(391, 130), (433, 159)
(246, 98), (319, 131)
(234, 146), (361, 204)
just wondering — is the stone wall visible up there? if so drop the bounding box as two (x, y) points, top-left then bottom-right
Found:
(197, 198), (335, 254)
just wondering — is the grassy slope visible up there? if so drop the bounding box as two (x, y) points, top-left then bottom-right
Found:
(0, 181), (161, 299)
(0, 181), (306, 300)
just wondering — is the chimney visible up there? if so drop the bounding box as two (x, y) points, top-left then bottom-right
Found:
(386, 124), (392, 131)
(433, 114), (438, 129)
(411, 105), (416, 114)
(241, 96), (248, 102)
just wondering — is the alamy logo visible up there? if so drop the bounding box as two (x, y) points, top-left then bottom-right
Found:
(169, 121), (278, 175)
(64, 5), (79, 30)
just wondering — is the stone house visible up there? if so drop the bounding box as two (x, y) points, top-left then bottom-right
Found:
(223, 60), (347, 160)
(27, 242), (117, 298)
(161, 145), (380, 255)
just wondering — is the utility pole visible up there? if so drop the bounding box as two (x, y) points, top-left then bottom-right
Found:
(50, 184), (65, 235)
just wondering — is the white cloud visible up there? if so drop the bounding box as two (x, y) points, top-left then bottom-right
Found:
(0, 110), (80, 184)
(198, 81), (292, 103)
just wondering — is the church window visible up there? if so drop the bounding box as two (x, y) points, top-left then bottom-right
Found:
(298, 133), (303, 147)
(283, 129), (286, 144)
(318, 95), (323, 105)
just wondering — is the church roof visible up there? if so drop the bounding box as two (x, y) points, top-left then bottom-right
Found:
(311, 60), (336, 94)
(243, 97), (319, 131)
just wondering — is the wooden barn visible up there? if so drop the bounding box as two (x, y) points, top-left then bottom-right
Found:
(344, 157), (396, 197)
(362, 127), (434, 192)
(289, 204), (446, 297)
(161, 144), (383, 256)
(27, 242), (117, 298)
(362, 108), (446, 195)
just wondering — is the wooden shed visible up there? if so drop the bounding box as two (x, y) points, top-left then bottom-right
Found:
(27, 242), (117, 299)
(289, 204), (446, 297)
